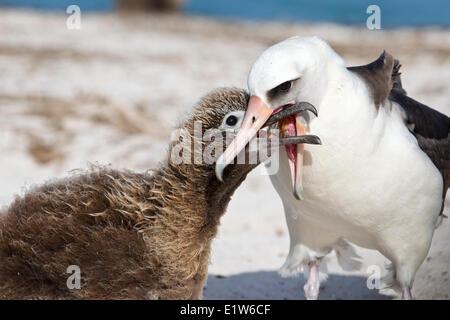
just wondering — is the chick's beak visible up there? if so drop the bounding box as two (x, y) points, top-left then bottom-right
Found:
(215, 97), (320, 201)
(215, 95), (272, 181)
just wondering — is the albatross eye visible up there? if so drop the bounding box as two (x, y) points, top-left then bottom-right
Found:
(226, 115), (238, 126)
(221, 111), (245, 129)
(277, 81), (292, 92)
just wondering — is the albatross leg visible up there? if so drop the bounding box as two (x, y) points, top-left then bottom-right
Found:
(401, 287), (412, 300)
(303, 261), (320, 300)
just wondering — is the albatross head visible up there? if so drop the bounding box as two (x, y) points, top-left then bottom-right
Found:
(248, 36), (331, 110)
(216, 36), (333, 199)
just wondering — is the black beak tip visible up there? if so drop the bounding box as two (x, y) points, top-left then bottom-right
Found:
(305, 135), (322, 145)
(317, 137), (322, 145)
(314, 136), (322, 145)
(304, 102), (318, 117)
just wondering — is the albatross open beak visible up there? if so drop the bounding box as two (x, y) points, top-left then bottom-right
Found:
(281, 114), (307, 200)
(215, 95), (320, 200)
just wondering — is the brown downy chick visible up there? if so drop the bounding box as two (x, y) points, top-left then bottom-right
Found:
(0, 88), (260, 300)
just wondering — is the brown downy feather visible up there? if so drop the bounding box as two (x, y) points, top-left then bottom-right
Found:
(0, 88), (254, 300)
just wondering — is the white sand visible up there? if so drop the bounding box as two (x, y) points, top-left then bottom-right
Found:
(0, 9), (448, 299)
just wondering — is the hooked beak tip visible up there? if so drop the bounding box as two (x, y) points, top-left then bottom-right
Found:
(309, 105), (318, 118)
(293, 184), (304, 200)
(315, 136), (322, 145)
(215, 161), (225, 182)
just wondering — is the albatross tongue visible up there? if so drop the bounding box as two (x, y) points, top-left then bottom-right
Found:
(280, 114), (305, 200)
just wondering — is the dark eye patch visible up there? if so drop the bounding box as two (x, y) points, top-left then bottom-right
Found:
(278, 81), (292, 92)
(267, 78), (298, 100)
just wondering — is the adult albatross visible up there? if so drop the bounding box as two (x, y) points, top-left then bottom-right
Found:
(215, 36), (449, 300)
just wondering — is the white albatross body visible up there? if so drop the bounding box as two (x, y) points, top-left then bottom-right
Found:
(244, 36), (446, 299)
(271, 74), (443, 276)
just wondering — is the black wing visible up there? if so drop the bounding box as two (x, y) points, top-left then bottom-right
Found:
(389, 62), (450, 208)
(348, 51), (394, 109)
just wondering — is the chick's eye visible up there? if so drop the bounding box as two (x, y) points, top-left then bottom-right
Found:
(226, 115), (238, 126)
(278, 81), (292, 92)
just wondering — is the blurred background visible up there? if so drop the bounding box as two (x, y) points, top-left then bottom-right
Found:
(0, 0), (448, 299)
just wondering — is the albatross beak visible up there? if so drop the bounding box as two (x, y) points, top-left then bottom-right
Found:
(215, 95), (272, 181)
(282, 114), (307, 200)
(215, 97), (320, 201)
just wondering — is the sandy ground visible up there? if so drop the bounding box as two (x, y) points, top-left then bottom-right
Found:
(0, 9), (448, 299)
